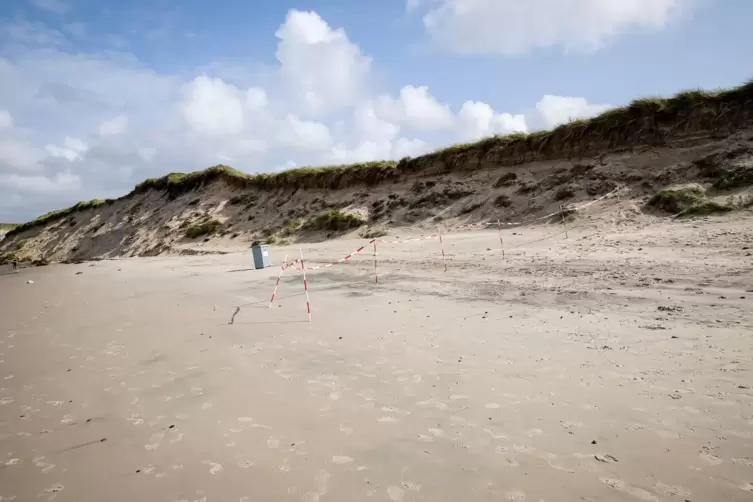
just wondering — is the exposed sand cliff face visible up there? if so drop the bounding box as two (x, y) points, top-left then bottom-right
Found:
(1, 83), (753, 263)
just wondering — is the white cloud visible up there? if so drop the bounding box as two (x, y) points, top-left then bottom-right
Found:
(414, 0), (692, 55)
(536, 95), (613, 128)
(180, 75), (246, 137)
(457, 101), (527, 141)
(0, 138), (45, 171)
(375, 86), (454, 130)
(0, 171), (79, 194)
(353, 102), (400, 144)
(44, 136), (88, 161)
(28, 0), (69, 15)
(0, 109), (12, 129)
(245, 87), (268, 111)
(277, 115), (333, 151)
(275, 10), (372, 115)
(98, 115), (128, 137)
(393, 138), (431, 159)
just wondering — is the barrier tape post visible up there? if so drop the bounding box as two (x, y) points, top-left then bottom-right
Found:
(300, 248), (312, 323)
(373, 239), (378, 284)
(559, 204), (569, 239)
(438, 225), (447, 272)
(616, 187), (622, 218)
(268, 253), (288, 308)
(497, 219), (505, 259)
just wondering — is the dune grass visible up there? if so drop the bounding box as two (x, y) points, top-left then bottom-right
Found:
(6, 79), (753, 238)
(184, 219), (223, 239)
(647, 184), (734, 216)
(304, 210), (366, 232)
(0, 223), (18, 231)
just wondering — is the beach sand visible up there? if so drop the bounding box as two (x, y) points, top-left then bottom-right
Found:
(1, 214), (751, 501)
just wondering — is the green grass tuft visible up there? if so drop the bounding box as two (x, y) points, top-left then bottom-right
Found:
(647, 184), (734, 216)
(304, 210), (365, 232)
(713, 160), (753, 189)
(184, 220), (223, 239)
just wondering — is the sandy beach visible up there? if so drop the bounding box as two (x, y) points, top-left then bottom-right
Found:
(1, 213), (752, 502)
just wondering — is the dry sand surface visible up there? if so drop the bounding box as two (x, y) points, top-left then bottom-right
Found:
(1, 211), (752, 502)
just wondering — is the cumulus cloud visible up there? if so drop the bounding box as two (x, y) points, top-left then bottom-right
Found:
(535, 95), (613, 128)
(98, 116), (128, 137)
(277, 115), (333, 152)
(457, 101), (527, 142)
(0, 109), (12, 130)
(44, 136), (88, 161)
(275, 10), (372, 115)
(375, 86), (454, 130)
(0, 138), (45, 171)
(413, 0), (692, 54)
(180, 75), (247, 137)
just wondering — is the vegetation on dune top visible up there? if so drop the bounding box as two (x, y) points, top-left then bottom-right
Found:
(0, 223), (18, 231)
(5, 79), (753, 238)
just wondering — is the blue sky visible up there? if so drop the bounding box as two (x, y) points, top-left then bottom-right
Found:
(0, 0), (751, 221)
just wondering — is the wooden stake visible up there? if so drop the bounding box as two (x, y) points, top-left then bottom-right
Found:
(438, 225), (447, 272)
(559, 204), (569, 239)
(300, 249), (312, 323)
(497, 219), (505, 259)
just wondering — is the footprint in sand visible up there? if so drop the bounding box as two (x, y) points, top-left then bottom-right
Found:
(41, 484), (64, 496)
(699, 450), (723, 465)
(202, 461), (223, 474)
(484, 403), (502, 409)
(4, 458), (21, 466)
(0, 398), (13, 405)
(512, 444), (533, 453)
(506, 489), (525, 500)
(601, 478), (626, 490)
(732, 457), (753, 467)
(601, 478), (659, 501)
(387, 486), (405, 501)
(654, 482), (691, 497)
(503, 457), (520, 468)
(236, 460), (254, 469)
(378, 416), (398, 423)
(332, 456), (354, 465)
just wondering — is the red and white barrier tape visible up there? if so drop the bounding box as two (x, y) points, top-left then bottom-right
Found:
(282, 240), (375, 271)
(450, 186), (623, 231)
(377, 233), (439, 245)
(274, 186), (622, 274)
(299, 248), (311, 323)
(268, 253), (288, 308)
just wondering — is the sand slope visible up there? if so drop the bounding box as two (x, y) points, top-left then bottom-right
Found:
(1, 128), (752, 264)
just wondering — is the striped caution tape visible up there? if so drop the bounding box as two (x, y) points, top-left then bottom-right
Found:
(449, 186), (622, 231)
(276, 186), (623, 272)
(376, 233), (440, 245)
(282, 240), (375, 271)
